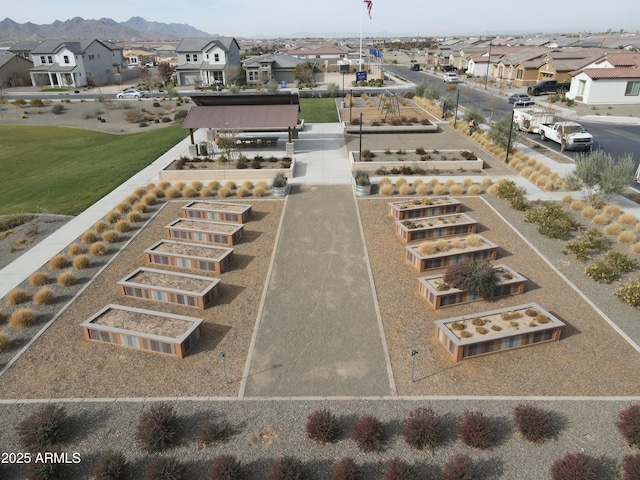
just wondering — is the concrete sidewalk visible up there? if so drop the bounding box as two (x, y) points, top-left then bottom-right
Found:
(241, 185), (395, 398)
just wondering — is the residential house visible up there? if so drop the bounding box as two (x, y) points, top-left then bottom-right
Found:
(537, 49), (606, 84)
(28, 39), (124, 87)
(123, 49), (157, 68)
(567, 52), (640, 105)
(8, 40), (41, 60)
(174, 37), (241, 86)
(0, 53), (33, 87)
(279, 43), (349, 65)
(242, 53), (305, 86)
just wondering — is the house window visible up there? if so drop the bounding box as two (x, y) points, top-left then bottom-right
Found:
(47, 55), (53, 63)
(248, 70), (258, 81)
(625, 81), (640, 96)
(214, 53), (219, 62)
(186, 54), (191, 62)
(63, 55), (69, 64)
(193, 54), (198, 62)
(40, 56), (46, 64)
(516, 69), (523, 80)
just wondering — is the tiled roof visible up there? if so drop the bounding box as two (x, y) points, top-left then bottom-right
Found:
(580, 68), (640, 79)
(573, 52), (640, 79)
(176, 37), (237, 53)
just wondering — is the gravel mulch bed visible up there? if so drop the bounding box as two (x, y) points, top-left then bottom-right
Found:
(357, 196), (640, 397)
(0, 398), (633, 479)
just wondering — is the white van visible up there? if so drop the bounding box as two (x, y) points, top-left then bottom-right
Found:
(443, 72), (458, 83)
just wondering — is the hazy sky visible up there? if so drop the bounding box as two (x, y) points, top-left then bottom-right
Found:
(4, 0), (639, 38)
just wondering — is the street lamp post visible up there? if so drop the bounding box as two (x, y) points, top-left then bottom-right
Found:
(505, 109), (516, 164)
(411, 350), (419, 383)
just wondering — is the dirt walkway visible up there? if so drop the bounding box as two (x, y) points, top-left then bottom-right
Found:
(242, 185), (394, 397)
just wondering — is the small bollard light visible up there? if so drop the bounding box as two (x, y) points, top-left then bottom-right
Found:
(411, 350), (419, 383)
(219, 351), (228, 383)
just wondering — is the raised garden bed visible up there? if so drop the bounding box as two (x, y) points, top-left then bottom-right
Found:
(339, 97), (439, 134)
(418, 264), (526, 310)
(405, 234), (498, 272)
(350, 149), (483, 174)
(181, 200), (252, 224)
(165, 218), (244, 246)
(158, 156), (295, 183)
(81, 304), (204, 358)
(117, 267), (221, 310)
(434, 302), (564, 362)
(395, 213), (478, 243)
(145, 239), (234, 275)
(389, 196), (461, 220)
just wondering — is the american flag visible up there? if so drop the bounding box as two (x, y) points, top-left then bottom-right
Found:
(364, 0), (373, 19)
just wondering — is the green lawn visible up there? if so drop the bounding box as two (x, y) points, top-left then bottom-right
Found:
(0, 125), (188, 215)
(299, 98), (339, 123)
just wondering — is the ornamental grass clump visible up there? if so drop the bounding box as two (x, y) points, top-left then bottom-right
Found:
(57, 271), (76, 286)
(82, 231), (98, 244)
(196, 418), (233, 447)
(604, 222), (622, 236)
(402, 407), (443, 451)
(29, 272), (49, 286)
(266, 456), (304, 480)
(95, 220), (109, 233)
(135, 403), (178, 453)
(398, 184), (412, 196)
(114, 220), (131, 233)
(67, 243), (83, 256)
(331, 458), (360, 480)
(513, 404), (554, 443)
(144, 457), (184, 480)
(0, 331), (10, 352)
(617, 405), (640, 447)
(116, 202), (131, 215)
(33, 287), (55, 306)
(17, 404), (70, 450)
(218, 186), (231, 198)
(591, 214), (608, 226)
(442, 453), (475, 480)
(49, 254), (69, 269)
(9, 308), (36, 328)
(90, 242), (107, 256)
(102, 230), (120, 244)
(209, 454), (242, 480)
(443, 259), (497, 297)
(306, 408), (340, 444)
(6, 288), (29, 305)
(106, 211), (121, 224)
(457, 410), (494, 449)
(73, 254), (90, 269)
(619, 231), (637, 244)
(127, 211), (142, 223)
(619, 213), (638, 226)
(383, 458), (417, 480)
(380, 184), (395, 196)
(133, 202), (148, 214)
(351, 414), (384, 453)
(93, 450), (128, 480)
(550, 453), (601, 480)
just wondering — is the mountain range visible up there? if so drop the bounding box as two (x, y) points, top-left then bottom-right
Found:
(0, 16), (213, 42)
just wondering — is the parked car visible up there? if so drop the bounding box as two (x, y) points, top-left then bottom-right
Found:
(116, 88), (146, 99)
(508, 93), (534, 106)
(144, 62), (155, 68)
(526, 80), (571, 96)
(441, 65), (455, 72)
(443, 72), (458, 83)
(410, 63), (421, 71)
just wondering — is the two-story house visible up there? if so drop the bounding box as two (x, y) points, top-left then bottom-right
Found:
(0, 53), (33, 87)
(28, 39), (124, 88)
(175, 37), (241, 86)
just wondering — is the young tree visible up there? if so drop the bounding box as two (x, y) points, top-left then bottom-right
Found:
(488, 113), (520, 151)
(293, 61), (314, 87)
(564, 149), (635, 205)
(157, 62), (176, 85)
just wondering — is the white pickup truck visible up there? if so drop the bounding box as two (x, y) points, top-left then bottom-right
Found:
(539, 121), (593, 151)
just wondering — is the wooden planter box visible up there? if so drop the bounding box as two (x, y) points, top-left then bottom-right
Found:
(388, 196), (461, 220)
(418, 264), (526, 310)
(145, 240), (234, 275)
(434, 302), (564, 362)
(117, 267), (221, 310)
(181, 201), (252, 224)
(81, 304), (203, 358)
(395, 213), (478, 243)
(165, 218), (243, 246)
(405, 235), (498, 272)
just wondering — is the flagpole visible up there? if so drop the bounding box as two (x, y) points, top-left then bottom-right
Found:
(359, 1), (363, 70)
